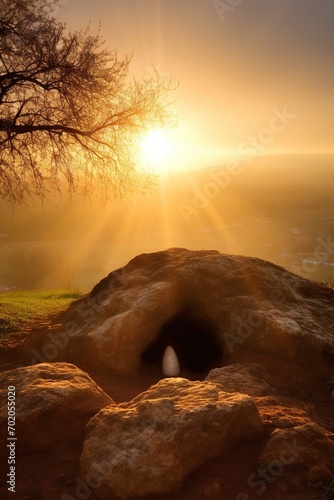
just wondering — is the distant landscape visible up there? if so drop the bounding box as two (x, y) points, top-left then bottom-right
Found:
(1, 153), (333, 291)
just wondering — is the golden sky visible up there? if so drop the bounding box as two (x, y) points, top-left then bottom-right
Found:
(59, 0), (334, 170)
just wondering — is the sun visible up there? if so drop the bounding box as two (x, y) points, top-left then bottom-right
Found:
(140, 128), (172, 170)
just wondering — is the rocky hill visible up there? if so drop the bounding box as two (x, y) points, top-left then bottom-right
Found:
(0, 248), (333, 499)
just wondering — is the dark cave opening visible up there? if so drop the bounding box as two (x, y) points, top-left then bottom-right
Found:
(141, 309), (224, 378)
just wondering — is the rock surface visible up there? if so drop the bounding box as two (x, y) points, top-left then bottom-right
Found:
(205, 363), (272, 396)
(0, 363), (113, 451)
(80, 377), (264, 499)
(259, 423), (334, 470)
(25, 248), (334, 377)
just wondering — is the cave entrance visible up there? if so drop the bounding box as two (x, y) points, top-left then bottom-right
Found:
(141, 309), (224, 380)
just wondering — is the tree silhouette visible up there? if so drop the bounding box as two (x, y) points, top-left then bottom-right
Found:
(3, 247), (52, 289)
(0, 0), (176, 204)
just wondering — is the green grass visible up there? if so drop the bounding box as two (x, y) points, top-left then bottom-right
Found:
(0, 290), (84, 341)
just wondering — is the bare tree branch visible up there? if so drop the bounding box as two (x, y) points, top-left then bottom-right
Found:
(0, 0), (178, 204)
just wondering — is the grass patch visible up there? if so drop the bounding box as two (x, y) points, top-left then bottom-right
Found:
(323, 479), (334, 498)
(0, 290), (84, 341)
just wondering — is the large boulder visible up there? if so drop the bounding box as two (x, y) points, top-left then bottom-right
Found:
(24, 248), (334, 378)
(0, 362), (113, 451)
(80, 377), (264, 499)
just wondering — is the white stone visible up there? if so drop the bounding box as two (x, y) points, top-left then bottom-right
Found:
(161, 346), (180, 377)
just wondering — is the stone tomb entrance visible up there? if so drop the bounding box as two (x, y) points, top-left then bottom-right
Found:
(141, 308), (224, 379)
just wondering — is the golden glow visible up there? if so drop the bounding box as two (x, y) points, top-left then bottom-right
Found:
(140, 128), (172, 171)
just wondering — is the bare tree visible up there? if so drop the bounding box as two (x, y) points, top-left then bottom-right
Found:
(0, 0), (177, 204)
(3, 247), (52, 289)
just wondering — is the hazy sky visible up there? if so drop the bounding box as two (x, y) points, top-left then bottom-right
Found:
(59, 0), (334, 169)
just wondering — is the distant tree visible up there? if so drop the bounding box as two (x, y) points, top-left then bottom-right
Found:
(3, 247), (52, 289)
(0, 0), (176, 204)
(55, 255), (80, 290)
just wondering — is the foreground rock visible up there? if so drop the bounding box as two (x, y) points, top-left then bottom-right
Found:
(259, 423), (334, 475)
(25, 248), (334, 379)
(80, 377), (264, 499)
(0, 363), (113, 451)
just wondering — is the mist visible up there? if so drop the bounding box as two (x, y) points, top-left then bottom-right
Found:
(1, 153), (333, 291)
